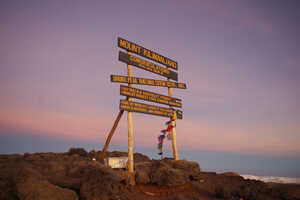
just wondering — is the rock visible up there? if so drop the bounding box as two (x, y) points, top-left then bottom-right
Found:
(150, 161), (187, 186)
(15, 163), (78, 200)
(87, 150), (98, 158)
(67, 148), (88, 157)
(133, 152), (151, 163)
(135, 162), (152, 184)
(16, 177), (78, 200)
(269, 183), (300, 200)
(1, 149), (300, 200)
(106, 151), (150, 163)
(47, 175), (81, 191)
(166, 160), (201, 181)
(80, 164), (123, 200)
(221, 172), (240, 177)
(215, 184), (232, 199)
(135, 160), (201, 186)
(0, 179), (17, 200)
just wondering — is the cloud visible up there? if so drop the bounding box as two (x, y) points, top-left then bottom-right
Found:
(0, 105), (116, 142)
(1, 100), (299, 157)
(174, 118), (300, 156)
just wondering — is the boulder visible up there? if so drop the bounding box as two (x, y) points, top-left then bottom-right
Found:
(135, 162), (152, 184)
(16, 177), (78, 200)
(80, 164), (123, 200)
(15, 163), (78, 200)
(134, 152), (151, 163)
(150, 161), (187, 186)
(106, 151), (150, 163)
(135, 160), (201, 186)
(67, 148), (88, 157)
(165, 160), (201, 181)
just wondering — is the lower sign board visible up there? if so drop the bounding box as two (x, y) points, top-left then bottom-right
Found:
(120, 85), (182, 108)
(176, 110), (183, 120)
(111, 75), (187, 89)
(119, 51), (178, 81)
(120, 100), (175, 118)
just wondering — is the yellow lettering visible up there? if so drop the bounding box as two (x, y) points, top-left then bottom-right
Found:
(121, 76), (127, 82)
(119, 39), (127, 48)
(143, 49), (151, 58)
(136, 46), (141, 54)
(131, 44), (137, 52)
(178, 83), (186, 89)
(170, 82), (176, 87)
(148, 79), (155, 85)
(151, 52), (158, 61)
(140, 79), (146, 84)
(125, 41), (131, 49)
(158, 55), (165, 64)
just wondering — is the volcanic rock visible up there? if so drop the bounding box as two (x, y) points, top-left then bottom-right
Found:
(1, 148), (300, 200)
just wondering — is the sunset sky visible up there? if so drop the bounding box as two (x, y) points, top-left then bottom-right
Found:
(1, 1), (299, 177)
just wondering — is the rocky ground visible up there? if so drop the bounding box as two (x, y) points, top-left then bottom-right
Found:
(0, 148), (299, 200)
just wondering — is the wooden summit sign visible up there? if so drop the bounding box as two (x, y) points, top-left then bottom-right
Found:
(118, 37), (178, 70)
(120, 85), (182, 108)
(100, 37), (186, 185)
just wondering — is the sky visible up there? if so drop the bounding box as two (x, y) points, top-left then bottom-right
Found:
(0, 0), (299, 177)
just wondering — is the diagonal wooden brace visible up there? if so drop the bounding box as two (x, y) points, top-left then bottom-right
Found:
(97, 110), (124, 162)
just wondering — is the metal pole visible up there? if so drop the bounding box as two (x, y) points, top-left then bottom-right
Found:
(168, 70), (179, 160)
(127, 52), (135, 185)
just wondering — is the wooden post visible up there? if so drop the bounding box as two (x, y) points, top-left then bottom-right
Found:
(168, 72), (179, 160)
(97, 110), (124, 162)
(127, 52), (135, 185)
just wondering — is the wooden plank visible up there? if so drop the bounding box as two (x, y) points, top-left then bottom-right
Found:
(120, 100), (175, 118)
(97, 110), (124, 162)
(168, 76), (178, 160)
(119, 51), (178, 81)
(175, 109), (183, 119)
(111, 75), (187, 89)
(120, 85), (182, 108)
(126, 52), (135, 185)
(118, 37), (178, 70)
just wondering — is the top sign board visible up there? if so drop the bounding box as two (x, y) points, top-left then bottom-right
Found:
(118, 37), (178, 71)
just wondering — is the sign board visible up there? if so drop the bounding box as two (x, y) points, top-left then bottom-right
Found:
(104, 157), (128, 169)
(120, 85), (182, 108)
(111, 75), (186, 89)
(119, 51), (178, 81)
(118, 37), (178, 71)
(120, 100), (176, 118)
(176, 110), (183, 120)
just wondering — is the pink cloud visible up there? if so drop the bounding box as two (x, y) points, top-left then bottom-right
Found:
(1, 104), (299, 157)
(0, 105), (116, 142)
(174, 119), (300, 156)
